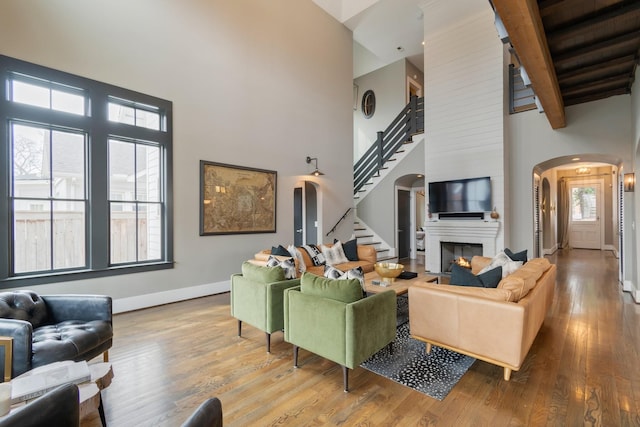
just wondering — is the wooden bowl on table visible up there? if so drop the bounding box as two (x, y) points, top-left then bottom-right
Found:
(374, 262), (404, 283)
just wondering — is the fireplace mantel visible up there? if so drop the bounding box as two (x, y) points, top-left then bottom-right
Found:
(424, 220), (500, 272)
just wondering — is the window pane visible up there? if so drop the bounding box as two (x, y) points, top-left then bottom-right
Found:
(135, 109), (160, 130)
(52, 89), (84, 115)
(12, 80), (49, 108)
(52, 201), (85, 269)
(12, 124), (50, 198)
(109, 140), (135, 201)
(52, 130), (85, 199)
(138, 203), (162, 261)
(108, 103), (135, 125)
(136, 144), (160, 202)
(110, 202), (137, 264)
(571, 187), (597, 221)
(13, 199), (51, 273)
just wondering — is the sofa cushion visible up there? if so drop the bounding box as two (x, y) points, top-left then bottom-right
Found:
(266, 256), (297, 279)
(321, 242), (349, 265)
(417, 282), (516, 302)
(300, 272), (363, 303)
(450, 264), (502, 288)
(478, 252), (523, 278)
(32, 320), (113, 367)
(287, 244), (306, 273)
(0, 291), (49, 328)
(241, 261), (285, 283)
(505, 247), (528, 263)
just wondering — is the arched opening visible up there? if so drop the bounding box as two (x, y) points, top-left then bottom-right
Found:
(394, 174), (425, 260)
(533, 154), (624, 277)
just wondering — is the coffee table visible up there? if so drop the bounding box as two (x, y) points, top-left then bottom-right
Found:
(363, 270), (439, 295)
(7, 362), (113, 425)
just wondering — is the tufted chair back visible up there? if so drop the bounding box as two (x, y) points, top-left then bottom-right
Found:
(0, 291), (49, 329)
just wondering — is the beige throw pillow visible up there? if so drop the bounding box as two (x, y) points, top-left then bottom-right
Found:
(320, 242), (349, 265)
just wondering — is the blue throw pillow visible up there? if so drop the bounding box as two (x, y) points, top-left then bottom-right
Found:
(505, 248), (527, 263)
(271, 245), (290, 257)
(335, 238), (358, 261)
(450, 263), (502, 288)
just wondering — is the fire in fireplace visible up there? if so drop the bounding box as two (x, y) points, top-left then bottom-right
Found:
(440, 242), (483, 273)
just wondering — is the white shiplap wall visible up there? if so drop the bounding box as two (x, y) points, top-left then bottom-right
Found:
(423, 8), (505, 252)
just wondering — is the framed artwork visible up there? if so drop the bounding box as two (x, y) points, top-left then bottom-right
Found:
(199, 161), (277, 235)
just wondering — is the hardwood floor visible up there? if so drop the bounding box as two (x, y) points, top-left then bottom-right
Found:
(82, 249), (640, 426)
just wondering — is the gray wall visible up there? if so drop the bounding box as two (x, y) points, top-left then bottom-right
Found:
(357, 141), (425, 245)
(0, 0), (354, 308)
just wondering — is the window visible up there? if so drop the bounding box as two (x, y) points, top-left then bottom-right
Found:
(0, 55), (173, 286)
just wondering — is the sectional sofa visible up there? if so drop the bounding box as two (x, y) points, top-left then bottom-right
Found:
(408, 255), (556, 380)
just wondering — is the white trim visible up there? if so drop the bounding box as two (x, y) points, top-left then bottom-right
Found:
(113, 280), (230, 314)
(623, 279), (634, 293)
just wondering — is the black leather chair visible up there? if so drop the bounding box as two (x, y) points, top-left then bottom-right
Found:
(0, 383), (80, 427)
(181, 397), (223, 427)
(0, 291), (112, 380)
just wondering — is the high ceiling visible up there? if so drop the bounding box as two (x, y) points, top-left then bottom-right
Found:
(314, 0), (640, 129)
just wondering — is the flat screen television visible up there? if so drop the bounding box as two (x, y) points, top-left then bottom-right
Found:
(428, 176), (492, 214)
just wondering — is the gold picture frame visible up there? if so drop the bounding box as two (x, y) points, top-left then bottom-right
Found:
(200, 161), (277, 235)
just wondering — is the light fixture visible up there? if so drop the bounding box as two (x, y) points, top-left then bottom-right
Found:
(624, 173), (635, 192)
(576, 167), (591, 175)
(306, 156), (324, 176)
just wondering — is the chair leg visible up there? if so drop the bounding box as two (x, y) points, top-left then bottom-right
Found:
(266, 332), (271, 353)
(425, 343), (432, 354)
(387, 342), (394, 355)
(237, 320), (242, 337)
(293, 346), (299, 368)
(103, 350), (109, 363)
(342, 366), (349, 392)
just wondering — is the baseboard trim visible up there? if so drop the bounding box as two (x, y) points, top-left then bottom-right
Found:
(113, 280), (230, 314)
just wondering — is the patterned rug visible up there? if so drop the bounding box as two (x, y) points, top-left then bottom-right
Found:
(360, 320), (476, 401)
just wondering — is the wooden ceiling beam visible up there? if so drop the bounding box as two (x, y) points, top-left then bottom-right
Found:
(564, 87), (630, 106)
(561, 74), (631, 97)
(493, 0), (565, 128)
(547, 2), (640, 42)
(553, 30), (640, 67)
(557, 55), (637, 86)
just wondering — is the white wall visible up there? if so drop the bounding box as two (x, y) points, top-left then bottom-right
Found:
(0, 0), (353, 310)
(423, 8), (505, 250)
(508, 96), (633, 255)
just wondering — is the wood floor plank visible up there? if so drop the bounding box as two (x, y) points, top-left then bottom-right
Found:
(78, 249), (640, 426)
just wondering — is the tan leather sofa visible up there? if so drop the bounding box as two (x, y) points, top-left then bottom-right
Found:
(252, 243), (377, 277)
(409, 255), (556, 381)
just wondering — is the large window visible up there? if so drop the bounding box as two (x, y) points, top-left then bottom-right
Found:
(0, 55), (173, 286)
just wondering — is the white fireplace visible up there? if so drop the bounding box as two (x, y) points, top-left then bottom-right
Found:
(424, 220), (500, 273)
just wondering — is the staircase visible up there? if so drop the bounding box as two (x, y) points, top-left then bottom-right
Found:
(351, 96), (425, 262)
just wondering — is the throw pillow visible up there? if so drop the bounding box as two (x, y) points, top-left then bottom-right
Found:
(450, 263), (502, 288)
(271, 244), (290, 257)
(300, 244), (326, 266)
(241, 261), (285, 283)
(266, 255), (296, 279)
(324, 265), (365, 294)
(478, 251), (523, 278)
(300, 272), (363, 303)
(505, 247), (528, 263)
(287, 244), (306, 273)
(335, 238), (358, 261)
(321, 242), (349, 265)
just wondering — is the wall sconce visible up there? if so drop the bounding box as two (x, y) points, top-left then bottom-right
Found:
(306, 156), (324, 176)
(624, 173), (635, 192)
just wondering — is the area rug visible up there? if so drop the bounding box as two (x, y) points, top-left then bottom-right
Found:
(360, 321), (476, 400)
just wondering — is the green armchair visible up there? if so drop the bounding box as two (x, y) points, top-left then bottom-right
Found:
(231, 262), (300, 353)
(284, 273), (396, 392)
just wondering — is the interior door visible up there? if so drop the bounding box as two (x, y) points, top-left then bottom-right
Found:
(398, 189), (410, 258)
(294, 187), (303, 246)
(569, 181), (602, 249)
